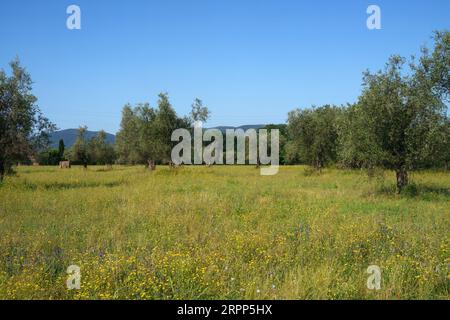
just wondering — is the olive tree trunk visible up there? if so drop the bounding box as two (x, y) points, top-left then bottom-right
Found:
(395, 167), (409, 193)
(147, 159), (156, 171)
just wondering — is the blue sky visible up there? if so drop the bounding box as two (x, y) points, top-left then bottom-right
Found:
(1, 0), (449, 133)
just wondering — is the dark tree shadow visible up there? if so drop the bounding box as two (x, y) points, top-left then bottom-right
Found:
(377, 183), (450, 200)
(42, 181), (124, 190)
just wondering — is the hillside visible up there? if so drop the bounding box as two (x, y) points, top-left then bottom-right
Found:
(49, 129), (116, 148)
(49, 125), (267, 148)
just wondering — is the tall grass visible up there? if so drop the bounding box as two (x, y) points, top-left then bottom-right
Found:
(0, 166), (448, 299)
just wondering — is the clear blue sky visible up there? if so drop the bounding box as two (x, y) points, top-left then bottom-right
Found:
(1, 0), (449, 134)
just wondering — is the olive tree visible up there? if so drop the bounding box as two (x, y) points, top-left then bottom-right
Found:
(345, 31), (449, 192)
(0, 59), (55, 180)
(287, 105), (340, 170)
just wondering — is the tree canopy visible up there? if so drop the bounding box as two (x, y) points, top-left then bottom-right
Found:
(287, 105), (341, 170)
(115, 93), (193, 167)
(0, 59), (55, 180)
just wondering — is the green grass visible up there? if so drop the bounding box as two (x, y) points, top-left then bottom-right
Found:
(0, 165), (448, 299)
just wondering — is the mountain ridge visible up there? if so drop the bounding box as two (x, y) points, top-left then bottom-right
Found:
(49, 125), (269, 148)
(49, 129), (116, 148)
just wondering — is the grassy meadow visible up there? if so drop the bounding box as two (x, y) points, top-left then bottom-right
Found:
(0, 165), (449, 300)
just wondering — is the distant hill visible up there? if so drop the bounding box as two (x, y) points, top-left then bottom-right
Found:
(49, 129), (116, 149)
(49, 125), (268, 149)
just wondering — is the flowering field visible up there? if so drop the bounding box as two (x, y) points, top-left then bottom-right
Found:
(0, 166), (448, 299)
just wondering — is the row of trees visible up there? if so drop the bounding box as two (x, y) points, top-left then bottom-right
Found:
(1, 31), (448, 193)
(36, 129), (116, 167)
(0, 60), (210, 177)
(96, 31), (449, 192)
(64, 127), (115, 167)
(115, 94), (208, 167)
(37, 139), (65, 165)
(285, 31), (449, 191)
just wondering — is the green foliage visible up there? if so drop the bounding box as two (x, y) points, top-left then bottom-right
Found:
(66, 126), (90, 167)
(37, 139), (67, 166)
(287, 105), (341, 169)
(58, 139), (65, 161)
(38, 149), (61, 166)
(283, 31), (449, 188)
(88, 130), (115, 165)
(264, 124), (288, 165)
(0, 58), (55, 179)
(337, 103), (380, 169)
(415, 31), (450, 102)
(339, 31), (449, 192)
(65, 128), (116, 166)
(116, 93), (192, 165)
(289, 31), (449, 177)
(115, 104), (142, 164)
(190, 98), (210, 123)
(152, 93), (190, 164)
